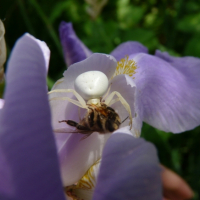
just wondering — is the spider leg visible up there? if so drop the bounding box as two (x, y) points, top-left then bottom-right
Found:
(49, 97), (85, 109)
(105, 91), (133, 129)
(108, 97), (120, 106)
(101, 83), (112, 102)
(48, 89), (87, 109)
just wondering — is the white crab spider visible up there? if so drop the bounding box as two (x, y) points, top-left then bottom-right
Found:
(48, 71), (132, 133)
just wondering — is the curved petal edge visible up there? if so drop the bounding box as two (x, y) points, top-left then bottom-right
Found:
(93, 133), (162, 200)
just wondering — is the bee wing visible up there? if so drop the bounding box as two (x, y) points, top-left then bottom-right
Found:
(53, 127), (77, 133)
(53, 128), (93, 135)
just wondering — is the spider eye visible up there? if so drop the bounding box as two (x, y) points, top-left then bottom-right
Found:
(74, 71), (109, 100)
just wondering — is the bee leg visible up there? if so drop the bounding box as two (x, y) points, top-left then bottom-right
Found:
(59, 120), (76, 126)
(59, 120), (90, 131)
(121, 116), (129, 124)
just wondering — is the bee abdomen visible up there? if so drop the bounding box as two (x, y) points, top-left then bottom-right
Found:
(96, 114), (103, 130)
(88, 109), (94, 127)
(105, 119), (120, 132)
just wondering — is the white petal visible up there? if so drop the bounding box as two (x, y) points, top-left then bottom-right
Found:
(65, 160), (101, 200)
(131, 89), (143, 137)
(56, 132), (110, 186)
(63, 53), (117, 89)
(51, 77), (70, 90)
(0, 98), (4, 109)
(113, 126), (134, 136)
(48, 77), (73, 130)
(107, 74), (137, 135)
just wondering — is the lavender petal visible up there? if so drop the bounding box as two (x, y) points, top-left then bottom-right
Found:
(0, 34), (65, 200)
(93, 133), (162, 200)
(59, 22), (92, 66)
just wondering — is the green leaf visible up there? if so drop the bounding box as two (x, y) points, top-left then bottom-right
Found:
(184, 35), (200, 57)
(117, 1), (144, 28)
(0, 81), (5, 98)
(121, 28), (159, 51)
(49, 1), (80, 23)
(47, 76), (55, 90)
(177, 13), (200, 33)
(141, 123), (173, 168)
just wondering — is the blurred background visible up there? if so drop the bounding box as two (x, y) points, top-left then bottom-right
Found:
(1, 0), (200, 198)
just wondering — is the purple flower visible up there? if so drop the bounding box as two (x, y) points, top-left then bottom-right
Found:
(53, 21), (200, 199)
(59, 21), (200, 134)
(49, 53), (139, 194)
(0, 34), (65, 200)
(0, 34), (161, 199)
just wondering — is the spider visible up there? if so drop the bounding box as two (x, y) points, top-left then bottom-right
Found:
(48, 71), (132, 137)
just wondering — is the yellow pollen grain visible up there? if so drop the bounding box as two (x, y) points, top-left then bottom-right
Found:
(112, 55), (137, 78)
(75, 159), (101, 190)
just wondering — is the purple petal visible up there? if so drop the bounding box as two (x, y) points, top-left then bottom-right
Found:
(0, 34), (65, 200)
(132, 52), (200, 133)
(155, 50), (200, 73)
(93, 133), (162, 200)
(110, 41), (148, 61)
(59, 22), (92, 66)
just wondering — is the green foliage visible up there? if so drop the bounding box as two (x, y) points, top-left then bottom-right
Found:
(1, 0), (200, 198)
(0, 81), (5, 98)
(142, 124), (200, 199)
(185, 35), (200, 57)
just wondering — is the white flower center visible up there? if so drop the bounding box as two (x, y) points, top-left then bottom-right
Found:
(74, 71), (109, 100)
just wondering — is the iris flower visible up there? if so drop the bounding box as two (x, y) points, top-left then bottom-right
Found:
(0, 34), (162, 199)
(48, 22), (200, 199)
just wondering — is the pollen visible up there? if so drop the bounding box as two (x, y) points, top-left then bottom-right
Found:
(112, 55), (137, 78)
(75, 158), (101, 189)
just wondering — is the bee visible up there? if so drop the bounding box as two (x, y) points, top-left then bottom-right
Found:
(49, 71), (132, 138)
(58, 102), (127, 135)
